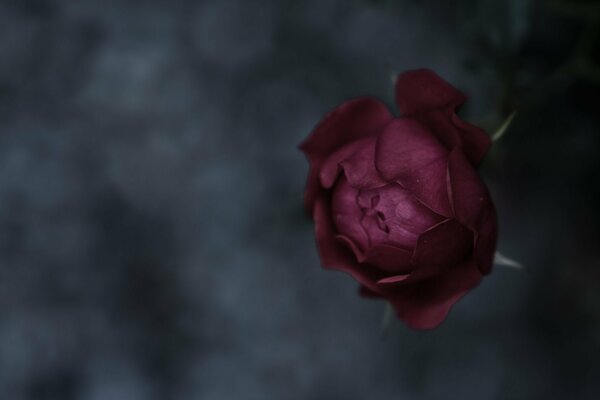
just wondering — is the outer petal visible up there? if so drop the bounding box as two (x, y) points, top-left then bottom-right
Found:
(451, 113), (491, 166)
(411, 219), (473, 278)
(474, 203), (497, 275)
(318, 138), (372, 189)
(313, 196), (382, 291)
(378, 274), (411, 285)
(395, 69), (491, 165)
(336, 236), (414, 275)
(389, 258), (482, 330)
(300, 97), (393, 212)
(303, 170), (322, 216)
(376, 219), (473, 287)
(446, 149), (490, 230)
(416, 111), (492, 166)
(339, 139), (387, 189)
(395, 69), (466, 116)
(447, 149), (497, 274)
(375, 118), (452, 217)
(363, 244), (414, 275)
(300, 97), (393, 156)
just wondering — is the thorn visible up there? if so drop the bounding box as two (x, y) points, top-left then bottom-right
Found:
(386, 65), (397, 86)
(494, 251), (523, 269)
(492, 111), (517, 142)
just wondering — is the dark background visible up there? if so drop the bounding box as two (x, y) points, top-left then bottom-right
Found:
(1, 0), (599, 399)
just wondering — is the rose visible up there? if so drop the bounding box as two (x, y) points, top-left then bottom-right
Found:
(300, 69), (497, 329)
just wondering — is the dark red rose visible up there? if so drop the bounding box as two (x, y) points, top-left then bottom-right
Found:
(300, 69), (497, 329)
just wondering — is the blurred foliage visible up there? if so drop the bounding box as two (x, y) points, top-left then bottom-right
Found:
(459, 0), (533, 49)
(363, 0), (600, 116)
(549, 0), (600, 19)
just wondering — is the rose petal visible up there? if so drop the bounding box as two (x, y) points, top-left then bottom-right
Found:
(416, 111), (492, 166)
(303, 173), (321, 216)
(300, 97), (393, 156)
(339, 140), (387, 189)
(364, 244), (414, 274)
(446, 149), (498, 274)
(474, 200), (497, 275)
(377, 274), (411, 285)
(313, 196), (382, 290)
(336, 234), (414, 275)
(394, 69), (466, 116)
(300, 97), (393, 212)
(318, 138), (372, 189)
(395, 69), (491, 165)
(446, 149), (491, 230)
(451, 113), (491, 166)
(389, 258), (482, 329)
(375, 118), (452, 216)
(412, 219), (473, 279)
(335, 234), (367, 262)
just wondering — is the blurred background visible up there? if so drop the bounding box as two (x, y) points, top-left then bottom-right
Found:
(1, 0), (599, 398)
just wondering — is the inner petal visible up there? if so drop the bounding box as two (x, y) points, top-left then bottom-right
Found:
(358, 183), (444, 250)
(332, 177), (445, 256)
(331, 178), (370, 252)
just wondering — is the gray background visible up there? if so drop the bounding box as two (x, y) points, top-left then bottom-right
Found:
(1, 0), (599, 399)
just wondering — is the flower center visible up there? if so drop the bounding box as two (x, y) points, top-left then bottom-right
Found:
(331, 178), (445, 253)
(359, 195), (389, 233)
